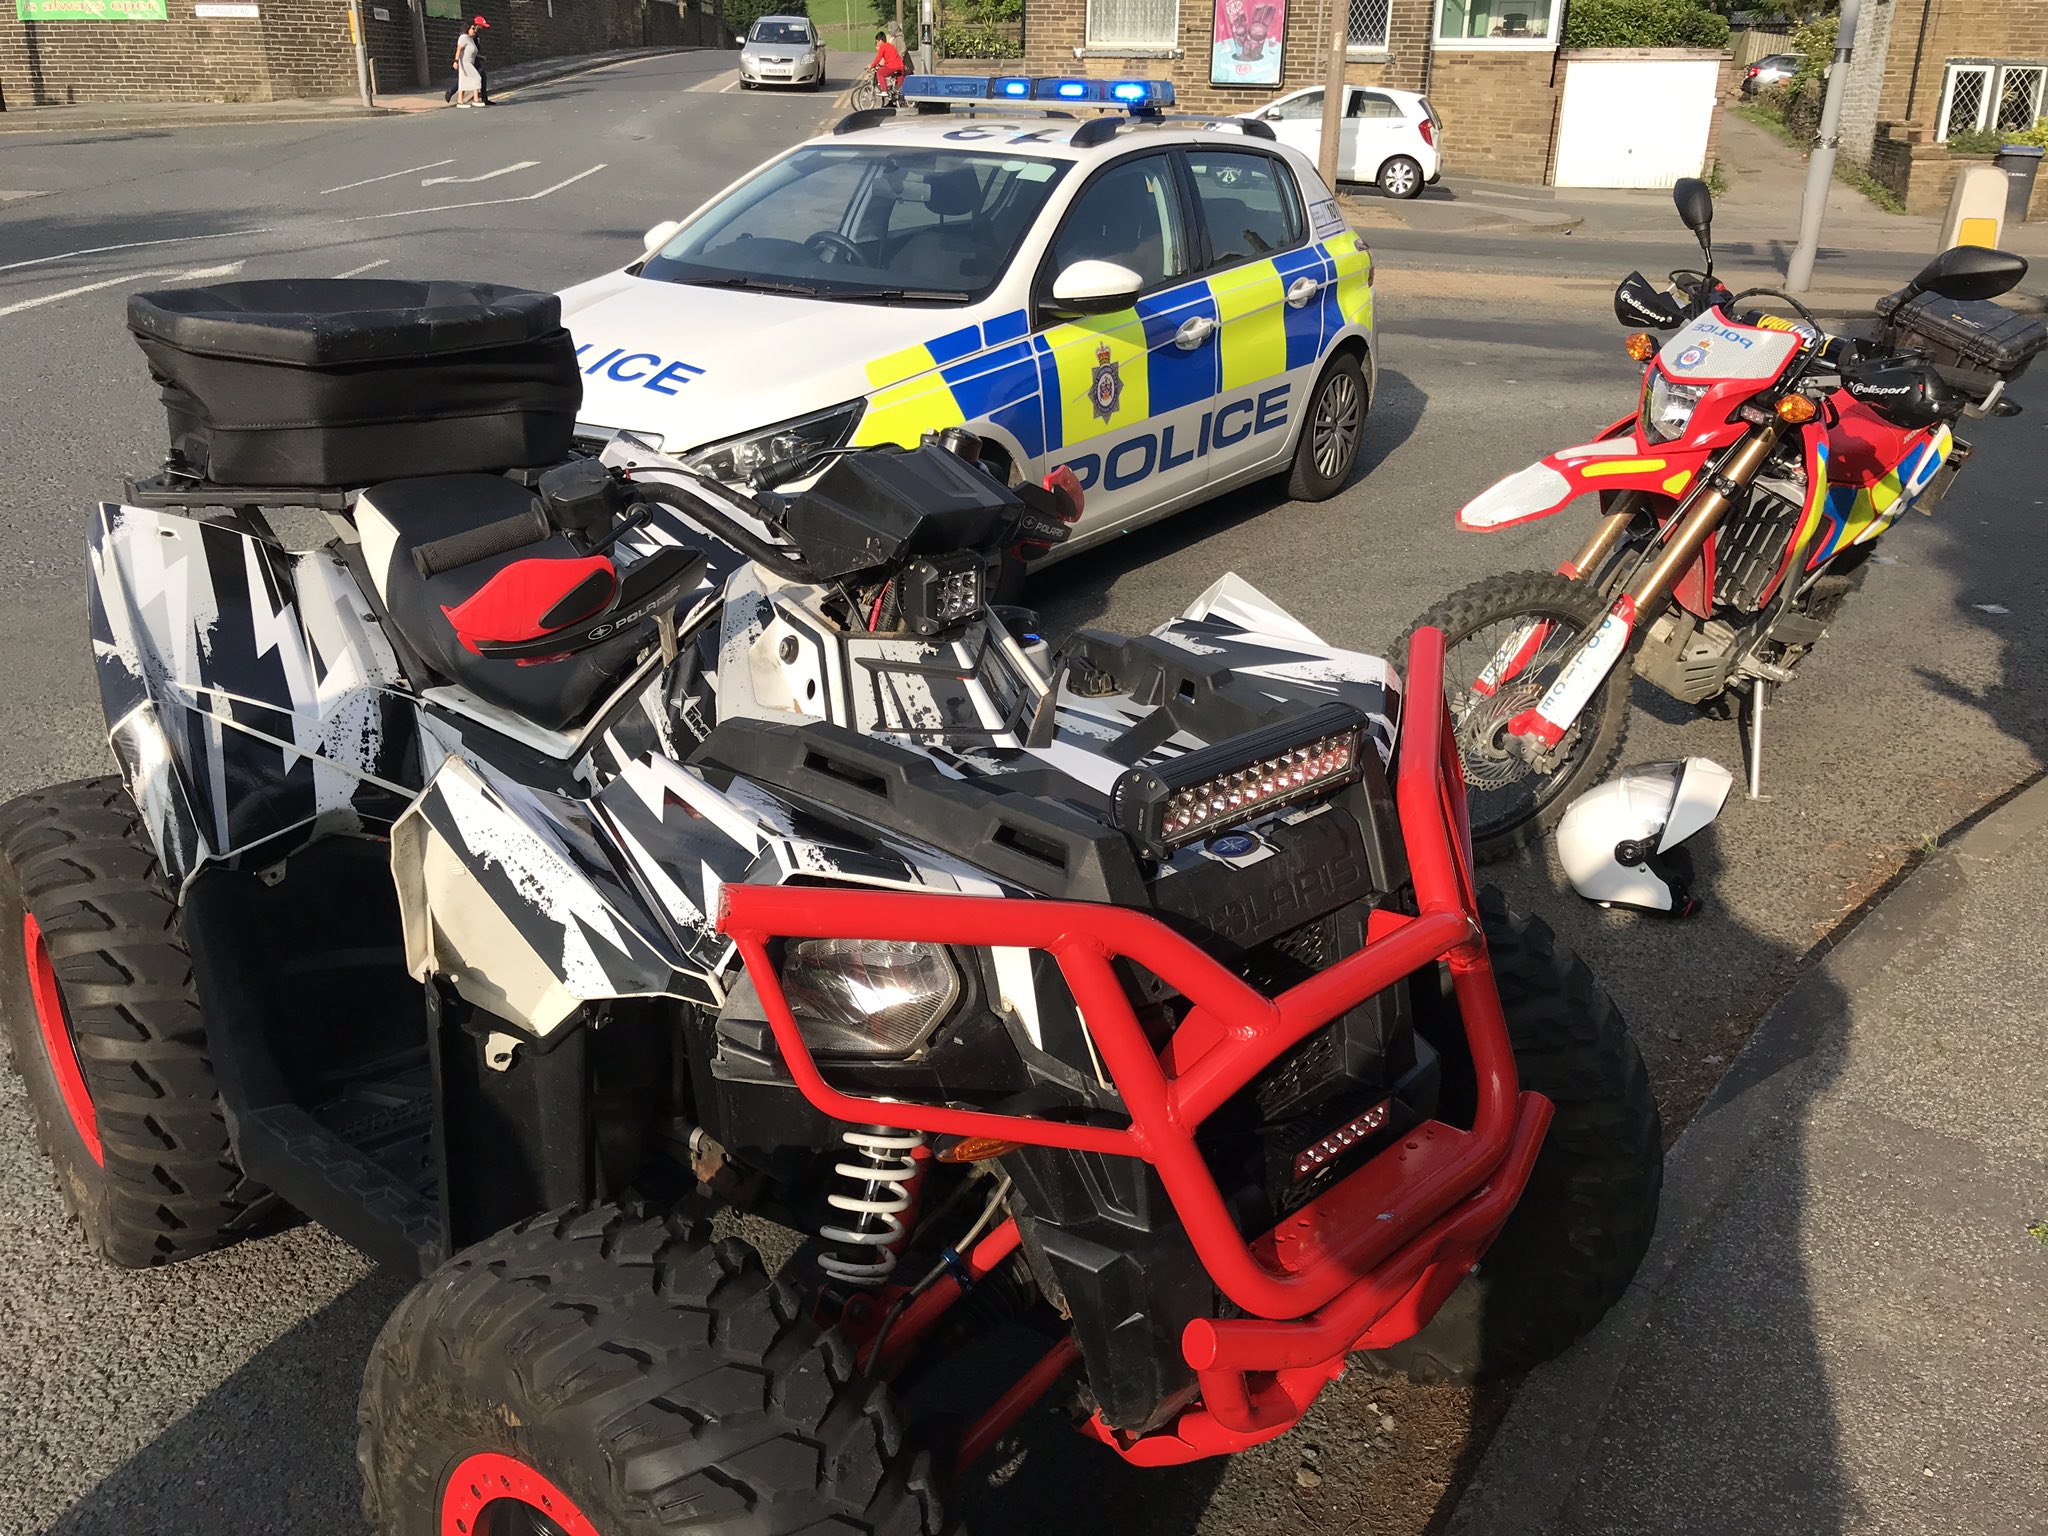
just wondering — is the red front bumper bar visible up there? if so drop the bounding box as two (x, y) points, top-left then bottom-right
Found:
(716, 628), (1551, 1461)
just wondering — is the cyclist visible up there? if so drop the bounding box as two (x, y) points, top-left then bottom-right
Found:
(869, 29), (907, 97)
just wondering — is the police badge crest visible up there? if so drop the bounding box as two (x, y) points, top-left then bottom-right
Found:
(1090, 341), (1124, 424)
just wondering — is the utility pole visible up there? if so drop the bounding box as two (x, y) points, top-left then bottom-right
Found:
(346, 0), (376, 107)
(1785, 0), (1861, 293)
(408, 0), (429, 86)
(1316, 0), (1346, 193)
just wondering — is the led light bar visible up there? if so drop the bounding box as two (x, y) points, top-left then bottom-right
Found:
(1292, 1100), (1391, 1181)
(1109, 701), (1369, 858)
(900, 74), (1176, 109)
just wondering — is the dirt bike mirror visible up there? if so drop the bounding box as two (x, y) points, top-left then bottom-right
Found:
(1909, 245), (2029, 303)
(1672, 176), (1714, 269)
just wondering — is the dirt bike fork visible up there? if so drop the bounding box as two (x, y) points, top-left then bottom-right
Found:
(1470, 508), (1640, 699)
(1508, 425), (1784, 748)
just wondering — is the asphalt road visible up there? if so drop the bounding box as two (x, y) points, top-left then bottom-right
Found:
(2, 56), (2046, 1536)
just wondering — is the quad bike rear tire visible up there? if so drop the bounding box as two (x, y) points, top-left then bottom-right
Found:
(1368, 890), (1662, 1385)
(359, 1203), (947, 1536)
(0, 777), (276, 1268)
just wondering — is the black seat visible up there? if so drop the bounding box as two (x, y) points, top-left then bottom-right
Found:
(358, 475), (646, 733)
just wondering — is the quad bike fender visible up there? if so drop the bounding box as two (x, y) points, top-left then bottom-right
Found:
(391, 753), (706, 1036)
(88, 502), (419, 886)
(1457, 415), (1710, 532)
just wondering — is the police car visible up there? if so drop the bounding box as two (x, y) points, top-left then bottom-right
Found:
(557, 76), (1378, 561)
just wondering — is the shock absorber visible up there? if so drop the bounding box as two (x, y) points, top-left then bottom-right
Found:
(817, 1126), (926, 1286)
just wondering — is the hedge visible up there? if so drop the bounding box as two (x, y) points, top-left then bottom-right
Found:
(1561, 0), (1730, 49)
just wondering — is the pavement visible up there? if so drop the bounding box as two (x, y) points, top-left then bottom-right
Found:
(1449, 776), (2048, 1536)
(1, 60), (2046, 1536)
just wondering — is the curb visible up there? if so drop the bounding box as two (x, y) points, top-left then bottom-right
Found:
(1444, 769), (2048, 1536)
(0, 46), (697, 134)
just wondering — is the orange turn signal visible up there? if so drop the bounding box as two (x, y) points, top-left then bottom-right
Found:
(1776, 394), (1819, 424)
(936, 1136), (1019, 1163)
(1624, 332), (1658, 362)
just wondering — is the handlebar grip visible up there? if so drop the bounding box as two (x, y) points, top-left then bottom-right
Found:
(411, 507), (552, 578)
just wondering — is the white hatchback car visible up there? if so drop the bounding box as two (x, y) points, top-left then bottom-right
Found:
(738, 14), (827, 90)
(1242, 86), (1442, 199)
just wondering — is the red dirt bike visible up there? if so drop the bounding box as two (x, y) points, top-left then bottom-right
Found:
(1408, 178), (2042, 860)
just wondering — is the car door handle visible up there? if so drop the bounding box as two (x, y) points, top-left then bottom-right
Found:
(1285, 277), (1323, 309)
(1174, 316), (1218, 350)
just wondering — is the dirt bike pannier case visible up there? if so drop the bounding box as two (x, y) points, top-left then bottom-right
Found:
(126, 278), (581, 489)
(1873, 290), (2048, 381)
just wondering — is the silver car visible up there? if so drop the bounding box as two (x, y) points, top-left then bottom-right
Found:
(738, 15), (827, 90)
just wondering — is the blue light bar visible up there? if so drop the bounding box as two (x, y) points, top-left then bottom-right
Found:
(898, 74), (1176, 109)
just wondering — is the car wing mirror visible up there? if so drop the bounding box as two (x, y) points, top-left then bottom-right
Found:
(1910, 245), (2029, 302)
(642, 220), (683, 256)
(1615, 271), (1685, 329)
(1048, 259), (1143, 316)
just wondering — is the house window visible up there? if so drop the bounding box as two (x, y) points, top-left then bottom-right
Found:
(1086, 0), (1178, 50)
(1938, 60), (2048, 141)
(1435, 0), (1558, 46)
(1348, 0), (1389, 51)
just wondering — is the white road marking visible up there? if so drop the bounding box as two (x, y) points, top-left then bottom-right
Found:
(319, 160), (455, 195)
(0, 229), (266, 276)
(333, 258), (391, 278)
(337, 164), (607, 222)
(420, 160), (540, 187)
(0, 259), (245, 319)
(687, 71), (737, 93)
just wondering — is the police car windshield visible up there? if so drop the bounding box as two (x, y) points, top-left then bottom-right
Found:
(640, 144), (1070, 305)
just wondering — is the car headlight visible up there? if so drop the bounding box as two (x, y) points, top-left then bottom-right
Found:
(681, 399), (866, 486)
(780, 938), (960, 1057)
(1644, 374), (1710, 444)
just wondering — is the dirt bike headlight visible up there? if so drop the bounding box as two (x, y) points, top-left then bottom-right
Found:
(1644, 375), (1710, 444)
(779, 938), (960, 1057)
(681, 399), (866, 487)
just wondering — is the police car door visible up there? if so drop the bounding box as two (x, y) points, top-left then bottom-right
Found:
(1031, 151), (1218, 535)
(1180, 144), (1327, 484)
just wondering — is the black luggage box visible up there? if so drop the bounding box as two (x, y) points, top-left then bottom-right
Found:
(1873, 289), (2048, 382)
(127, 279), (582, 489)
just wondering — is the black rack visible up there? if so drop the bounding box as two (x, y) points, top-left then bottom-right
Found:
(123, 475), (353, 512)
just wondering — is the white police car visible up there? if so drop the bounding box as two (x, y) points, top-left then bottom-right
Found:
(557, 76), (1378, 560)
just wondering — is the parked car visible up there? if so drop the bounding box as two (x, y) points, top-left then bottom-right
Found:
(1239, 84), (1441, 199)
(1741, 52), (1799, 97)
(738, 13), (827, 90)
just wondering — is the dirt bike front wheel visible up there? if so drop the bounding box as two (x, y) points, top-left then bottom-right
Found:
(850, 79), (885, 110)
(1404, 570), (1632, 863)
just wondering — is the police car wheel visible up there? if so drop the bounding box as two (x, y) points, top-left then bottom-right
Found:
(1285, 351), (1369, 502)
(1379, 155), (1424, 200)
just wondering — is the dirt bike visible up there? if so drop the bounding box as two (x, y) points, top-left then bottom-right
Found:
(2, 276), (1662, 1532)
(849, 66), (905, 112)
(1407, 177), (2043, 861)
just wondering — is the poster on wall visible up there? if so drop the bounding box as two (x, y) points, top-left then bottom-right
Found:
(424, 0), (462, 17)
(1209, 0), (1284, 87)
(16, 0), (167, 17)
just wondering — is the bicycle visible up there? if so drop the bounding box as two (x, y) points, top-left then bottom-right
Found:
(849, 68), (904, 111)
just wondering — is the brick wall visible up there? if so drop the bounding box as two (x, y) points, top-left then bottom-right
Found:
(1, 0), (713, 104)
(1836, 0), (1896, 167)
(1423, 47), (1559, 179)
(1871, 0), (2048, 132)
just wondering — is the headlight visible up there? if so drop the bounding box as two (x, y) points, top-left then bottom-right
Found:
(1644, 374), (1710, 444)
(681, 399), (866, 486)
(780, 938), (960, 1057)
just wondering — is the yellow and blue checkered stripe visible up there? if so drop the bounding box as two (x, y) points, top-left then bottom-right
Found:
(850, 237), (1372, 460)
(1812, 426), (1951, 562)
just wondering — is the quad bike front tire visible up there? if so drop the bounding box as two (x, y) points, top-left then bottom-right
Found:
(359, 1203), (946, 1536)
(0, 777), (276, 1267)
(1284, 349), (1370, 502)
(1368, 891), (1662, 1385)
(1406, 570), (1633, 863)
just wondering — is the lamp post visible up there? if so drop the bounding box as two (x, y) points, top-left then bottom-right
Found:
(1317, 0), (1346, 194)
(1785, 0), (1862, 293)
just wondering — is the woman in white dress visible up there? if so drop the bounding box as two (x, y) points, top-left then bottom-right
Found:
(454, 27), (483, 107)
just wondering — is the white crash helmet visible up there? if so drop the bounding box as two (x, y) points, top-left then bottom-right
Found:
(1555, 758), (1734, 915)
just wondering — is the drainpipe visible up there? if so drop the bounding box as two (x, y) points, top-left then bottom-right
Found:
(409, 0), (430, 85)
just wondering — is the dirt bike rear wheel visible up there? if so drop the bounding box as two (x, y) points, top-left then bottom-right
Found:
(1405, 570), (1632, 863)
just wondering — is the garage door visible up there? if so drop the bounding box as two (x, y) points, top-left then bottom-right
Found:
(1552, 58), (1720, 189)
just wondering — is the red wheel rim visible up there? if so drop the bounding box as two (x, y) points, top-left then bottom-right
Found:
(24, 914), (101, 1166)
(440, 1452), (603, 1536)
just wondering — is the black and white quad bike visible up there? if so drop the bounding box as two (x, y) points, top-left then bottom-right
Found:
(1, 280), (1661, 1534)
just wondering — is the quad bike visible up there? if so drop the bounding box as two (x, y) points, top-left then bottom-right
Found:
(1, 278), (1661, 1534)
(1407, 177), (2045, 861)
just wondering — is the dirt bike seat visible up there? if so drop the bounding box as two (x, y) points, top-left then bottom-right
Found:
(356, 474), (647, 732)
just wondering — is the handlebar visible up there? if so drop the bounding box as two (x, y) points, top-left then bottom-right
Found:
(411, 506), (552, 578)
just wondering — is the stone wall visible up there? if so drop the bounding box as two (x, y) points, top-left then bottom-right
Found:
(1835, 0), (1896, 167)
(0, 0), (717, 105)
(1867, 0), (2048, 133)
